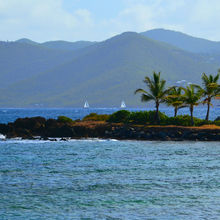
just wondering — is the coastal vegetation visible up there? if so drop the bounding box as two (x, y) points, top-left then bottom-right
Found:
(107, 110), (219, 126)
(200, 71), (220, 121)
(57, 116), (74, 123)
(135, 72), (172, 123)
(134, 71), (220, 125)
(80, 71), (220, 127)
(165, 87), (184, 117)
(82, 113), (110, 121)
(181, 84), (203, 126)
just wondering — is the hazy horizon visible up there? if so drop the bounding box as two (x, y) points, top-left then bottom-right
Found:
(0, 0), (220, 42)
(5, 28), (220, 44)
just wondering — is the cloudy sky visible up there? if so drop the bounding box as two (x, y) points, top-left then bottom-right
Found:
(0, 0), (219, 42)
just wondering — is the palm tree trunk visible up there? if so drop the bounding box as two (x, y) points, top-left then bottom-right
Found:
(205, 99), (211, 121)
(190, 105), (194, 126)
(155, 101), (160, 124)
(174, 107), (177, 117)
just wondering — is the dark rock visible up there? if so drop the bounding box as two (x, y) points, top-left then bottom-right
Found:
(0, 123), (11, 134)
(49, 138), (57, 141)
(158, 131), (167, 139)
(14, 117), (46, 130)
(0, 116), (219, 141)
(45, 119), (58, 128)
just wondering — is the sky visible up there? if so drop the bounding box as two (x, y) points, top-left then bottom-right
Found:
(0, 0), (220, 42)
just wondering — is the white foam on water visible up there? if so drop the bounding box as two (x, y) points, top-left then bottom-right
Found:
(0, 137), (119, 144)
(0, 134), (6, 139)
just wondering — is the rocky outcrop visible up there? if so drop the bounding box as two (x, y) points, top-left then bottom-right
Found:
(0, 117), (219, 141)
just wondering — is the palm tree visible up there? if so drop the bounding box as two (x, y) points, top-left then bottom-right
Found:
(165, 87), (185, 117)
(200, 72), (220, 121)
(135, 72), (171, 123)
(182, 84), (203, 126)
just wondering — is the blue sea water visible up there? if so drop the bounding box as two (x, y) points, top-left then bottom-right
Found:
(0, 139), (220, 219)
(0, 106), (219, 124)
(0, 108), (220, 219)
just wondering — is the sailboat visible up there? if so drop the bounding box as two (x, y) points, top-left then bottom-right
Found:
(84, 101), (89, 108)
(120, 101), (126, 108)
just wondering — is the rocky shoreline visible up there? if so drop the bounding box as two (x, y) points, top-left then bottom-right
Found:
(0, 117), (220, 141)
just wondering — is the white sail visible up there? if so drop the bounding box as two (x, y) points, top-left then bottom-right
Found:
(120, 101), (126, 108)
(84, 101), (89, 108)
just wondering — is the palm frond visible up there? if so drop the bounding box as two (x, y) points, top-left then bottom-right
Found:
(134, 88), (148, 94)
(141, 94), (154, 102)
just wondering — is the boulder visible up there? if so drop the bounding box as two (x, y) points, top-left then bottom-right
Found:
(14, 117), (46, 132)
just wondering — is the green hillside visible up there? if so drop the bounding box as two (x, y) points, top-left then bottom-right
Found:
(0, 32), (219, 107)
(0, 41), (74, 88)
(142, 29), (220, 54)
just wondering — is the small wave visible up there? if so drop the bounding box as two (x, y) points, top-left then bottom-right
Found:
(0, 134), (6, 140)
(65, 138), (118, 142)
(80, 138), (118, 142)
(5, 139), (50, 144)
(1, 137), (119, 143)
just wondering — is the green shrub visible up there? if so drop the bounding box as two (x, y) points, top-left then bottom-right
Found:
(108, 110), (131, 123)
(214, 120), (220, 126)
(164, 115), (212, 126)
(148, 111), (169, 125)
(128, 111), (149, 124)
(194, 119), (213, 126)
(57, 116), (73, 123)
(165, 115), (191, 126)
(108, 110), (168, 124)
(83, 113), (110, 121)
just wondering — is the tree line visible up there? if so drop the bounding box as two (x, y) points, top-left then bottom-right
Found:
(135, 71), (220, 125)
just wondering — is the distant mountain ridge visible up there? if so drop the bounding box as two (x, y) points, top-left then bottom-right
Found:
(15, 29), (220, 54)
(0, 31), (219, 107)
(141, 29), (220, 54)
(16, 38), (96, 51)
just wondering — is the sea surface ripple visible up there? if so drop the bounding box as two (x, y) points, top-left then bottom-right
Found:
(0, 140), (220, 219)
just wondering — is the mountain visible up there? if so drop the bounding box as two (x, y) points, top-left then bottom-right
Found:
(16, 38), (96, 51)
(0, 41), (75, 88)
(0, 32), (219, 107)
(141, 29), (220, 54)
(41, 40), (96, 51)
(16, 38), (39, 45)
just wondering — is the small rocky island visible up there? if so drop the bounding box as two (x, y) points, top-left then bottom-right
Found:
(0, 115), (219, 141)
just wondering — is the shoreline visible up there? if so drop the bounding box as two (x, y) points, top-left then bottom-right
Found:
(0, 117), (219, 141)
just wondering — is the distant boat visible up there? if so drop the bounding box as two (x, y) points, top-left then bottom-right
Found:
(120, 101), (126, 108)
(84, 101), (89, 108)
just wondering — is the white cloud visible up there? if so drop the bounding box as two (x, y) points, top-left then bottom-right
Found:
(98, 0), (186, 38)
(102, 0), (220, 41)
(0, 0), (220, 42)
(0, 0), (94, 42)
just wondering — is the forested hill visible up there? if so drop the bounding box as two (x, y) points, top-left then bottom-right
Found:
(0, 30), (219, 107)
(141, 28), (220, 54)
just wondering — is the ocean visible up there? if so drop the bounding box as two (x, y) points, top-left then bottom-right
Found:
(0, 140), (220, 219)
(0, 108), (220, 219)
(0, 106), (219, 124)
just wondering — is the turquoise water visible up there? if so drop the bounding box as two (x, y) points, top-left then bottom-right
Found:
(1, 139), (220, 219)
